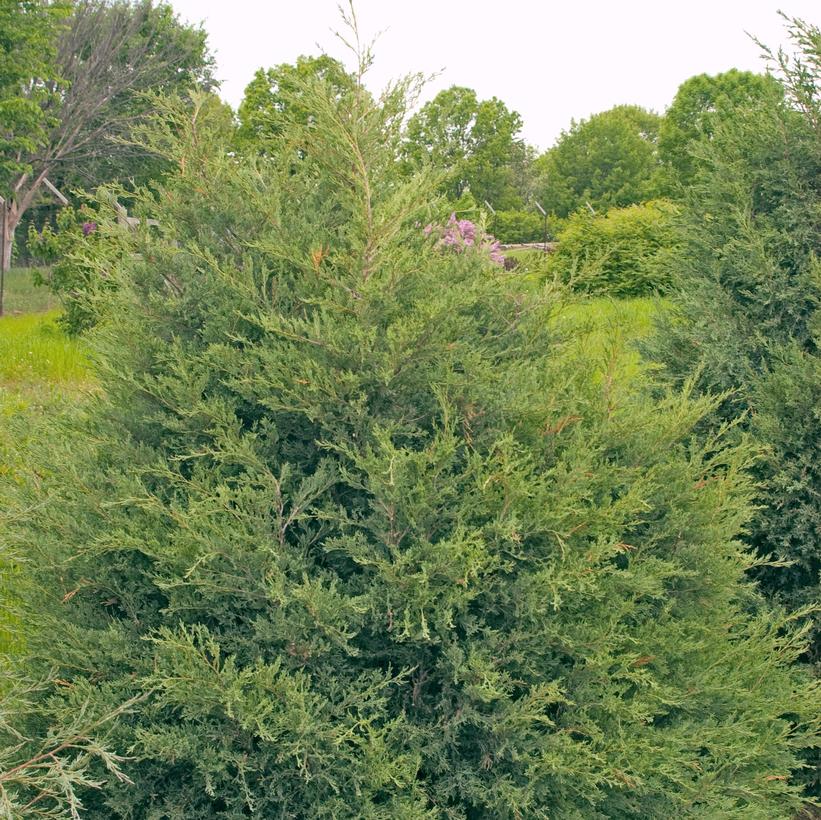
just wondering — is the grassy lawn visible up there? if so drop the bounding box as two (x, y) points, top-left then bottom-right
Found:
(553, 295), (659, 353)
(0, 311), (90, 386)
(0, 269), (88, 488)
(1, 266), (58, 315)
(549, 295), (664, 392)
(0, 270), (89, 656)
(506, 247), (552, 278)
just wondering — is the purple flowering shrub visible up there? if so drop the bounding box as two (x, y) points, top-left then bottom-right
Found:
(424, 213), (505, 266)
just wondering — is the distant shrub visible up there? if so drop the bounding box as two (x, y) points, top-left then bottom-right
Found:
(27, 208), (102, 334)
(490, 210), (549, 244)
(549, 200), (678, 296)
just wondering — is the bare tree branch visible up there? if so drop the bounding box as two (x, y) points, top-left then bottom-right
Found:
(1, 0), (213, 271)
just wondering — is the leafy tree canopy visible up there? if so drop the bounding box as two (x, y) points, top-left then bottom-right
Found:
(236, 54), (356, 153)
(0, 0), (215, 273)
(658, 69), (784, 191)
(50, 0), (216, 191)
(0, 0), (70, 189)
(403, 85), (528, 209)
(534, 104), (661, 218)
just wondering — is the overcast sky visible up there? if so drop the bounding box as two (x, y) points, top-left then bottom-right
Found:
(167, 0), (819, 151)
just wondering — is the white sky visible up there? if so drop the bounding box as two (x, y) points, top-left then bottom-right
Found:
(167, 0), (819, 151)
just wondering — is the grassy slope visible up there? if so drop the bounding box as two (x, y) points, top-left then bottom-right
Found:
(2, 266), (58, 315)
(552, 296), (660, 385)
(0, 270), (90, 655)
(0, 311), (90, 385)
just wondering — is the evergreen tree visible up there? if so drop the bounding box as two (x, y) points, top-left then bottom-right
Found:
(2, 47), (819, 818)
(646, 16), (821, 672)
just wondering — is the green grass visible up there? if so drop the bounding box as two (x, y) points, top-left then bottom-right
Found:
(1, 266), (57, 315)
(553, 295), (659, 345)
(0, 265), (89, 656)
(0, 303), (92, 656)
(550, 295), (664, 389)
(0, 310), (89, 487)
(506, 248), (553, 278)
(0, 311), (90, 386)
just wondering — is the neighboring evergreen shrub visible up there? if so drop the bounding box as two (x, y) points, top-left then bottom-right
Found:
(2, 55), (818, 819)
(753, 348), (821, 622)
(645, 14), (821, 792)
(548, 200), (678, 296)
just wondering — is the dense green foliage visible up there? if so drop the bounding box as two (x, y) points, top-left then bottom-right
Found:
(647, 15), (821, 677)
(4, 7), (821, 817)
(26, 206), (110, 334)
(534, 105), (661, 218)
(547, 200), (677, 296)
(657, 69), (784, 193)
(236, 55), (355, 153)
(489, 209), (552, 244)
(0, 275), (96, 816)
(403, 85), (530, 209)
(1, 49), (818, 819)
(1, 0), (215, 276)
(0, 0), (70, 189)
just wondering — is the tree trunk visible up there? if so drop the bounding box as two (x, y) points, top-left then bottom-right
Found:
(1, 204), (14, 272)
(0, 200), (20, 317)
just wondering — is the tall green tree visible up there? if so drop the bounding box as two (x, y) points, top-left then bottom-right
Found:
(0, 0), (69, 314)
(236, 55), (356, 153)
(404, 85), (528, 208)
(657, 69), (784, 192)
(647, 14), (821, 686)
(2, 49), (818, 818)
(0, 0), (214, 273)
(534, 105), (661, 217)
(0, 0), (70, 190)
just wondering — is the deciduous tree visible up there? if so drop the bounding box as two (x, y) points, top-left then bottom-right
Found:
(534, 105), (661, 217)
(404, 85), (527, 208)
(0, 0), (69, 189)
(657, 68), (783, 191)
(0, 0), (214, 274)
(236, 55), (356, 153)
